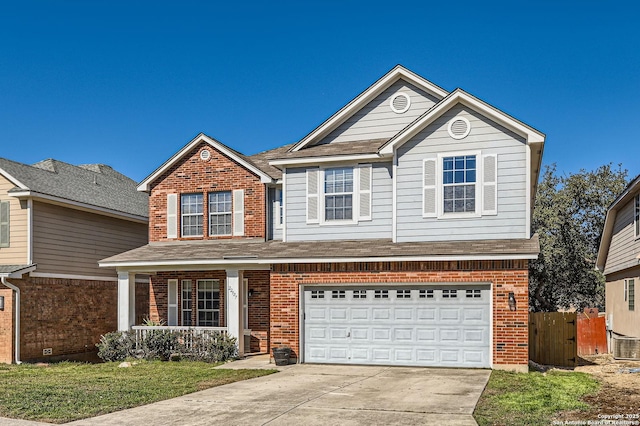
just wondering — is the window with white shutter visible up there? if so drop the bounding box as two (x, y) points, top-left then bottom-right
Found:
(232, 189), (244, 236)
(0, 201), (9, 248)
(422, 159), (437, 217)
(306, 169), (319, 223)
(166, 194), (177, 239)
(482, 154), (498, 215)
(358, 164), (372, 220)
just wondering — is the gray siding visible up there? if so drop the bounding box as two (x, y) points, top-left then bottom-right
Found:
(318, 80), (440, 145)
(605, 196), (640, 275)
(285, 164), (392, 241)
(396, 104), (528, 242)
(32, 201), (148, 277)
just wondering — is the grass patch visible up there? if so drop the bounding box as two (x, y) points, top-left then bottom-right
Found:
(474, 369), (600, 426)
(0, 361), (276, 423)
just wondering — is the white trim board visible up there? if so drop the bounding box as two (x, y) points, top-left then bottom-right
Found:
(138, 133), (274, 191)
(290, 65), (448, 152)
(29, 272), (149, 283)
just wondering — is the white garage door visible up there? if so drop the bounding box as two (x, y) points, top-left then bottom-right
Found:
(303, 285), (490, 368)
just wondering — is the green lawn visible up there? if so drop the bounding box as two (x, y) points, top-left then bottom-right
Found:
(0, 361), (276, 423)
(474, 370), (600, 426)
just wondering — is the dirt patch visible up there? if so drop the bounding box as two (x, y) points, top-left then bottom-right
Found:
(555, 354), (640, 422)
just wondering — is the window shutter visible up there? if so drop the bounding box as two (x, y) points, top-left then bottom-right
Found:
(166, 194), (177, 239)
(358, 164), (372, 220)
(167, 279), (178, 326)
(306, 169), (319, 223)
(423, 159), (437, 217)
(482, 154), (498, 215)
(0, 201), (9, 248)
(233, 189), (245, 236)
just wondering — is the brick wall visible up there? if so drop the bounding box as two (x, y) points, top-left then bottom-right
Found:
(149, 270), (270, 353)
(0, 288), (13, 363)
(148, 141), (266, 242)
(270, 260), (529, 367)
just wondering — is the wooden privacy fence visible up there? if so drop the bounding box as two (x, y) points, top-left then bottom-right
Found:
(529, 312), (577, 367)
(577, 313), (607, 356)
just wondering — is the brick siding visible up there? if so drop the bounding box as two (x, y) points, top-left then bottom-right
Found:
(148, 141), (266, 242)
(0, 288), (13, 363)
(270, 260), (529, 367)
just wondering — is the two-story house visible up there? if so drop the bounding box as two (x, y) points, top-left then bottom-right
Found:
(0, 158), (148, 363)
(101, 65), (544, 372)
(597, 175), (640, 341)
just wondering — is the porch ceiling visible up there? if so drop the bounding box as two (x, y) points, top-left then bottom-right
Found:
(99, 235), (539, 269)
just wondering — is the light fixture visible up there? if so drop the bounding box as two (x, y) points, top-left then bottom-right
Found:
(248, 289), (254, 298)
(0, 295), (4, 311)
(508, 292), (516, 311)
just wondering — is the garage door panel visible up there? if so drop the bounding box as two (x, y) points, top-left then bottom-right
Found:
(304, 285), (490, 368)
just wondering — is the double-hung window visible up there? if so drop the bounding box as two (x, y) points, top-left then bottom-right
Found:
(209, 191), (232, 236)
(324, 167), (353, 221)
(635, 194), (640, 239)
(443, 155), (476, 214)
(181, 280), (192, 326)
(626, 279), (635, 311)
(197, 279), (220, 326)
(181, 193), (203, 237)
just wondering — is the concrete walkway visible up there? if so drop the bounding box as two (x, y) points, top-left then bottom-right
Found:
(66, 362), (489, 425)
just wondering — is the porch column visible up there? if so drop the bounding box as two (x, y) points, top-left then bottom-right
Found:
(226, 269), (244, 356)
(117, 271), (136, 331)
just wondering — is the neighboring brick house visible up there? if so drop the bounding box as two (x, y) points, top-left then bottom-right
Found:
(0, 158), (148, 363)
(102, 65), (545, 372)
(597, 175), (640, 342)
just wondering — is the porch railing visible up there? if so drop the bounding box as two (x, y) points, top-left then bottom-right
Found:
(131, 326), (228, 352)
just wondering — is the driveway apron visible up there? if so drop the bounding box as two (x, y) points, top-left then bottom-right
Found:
(66, 364), (490, 426)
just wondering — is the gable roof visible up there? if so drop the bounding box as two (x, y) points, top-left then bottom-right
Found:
(596, 174), (640, 272)
(137, 133), (277, 191)
(0, 157), (148, 220)
(290, 65), (448, 152)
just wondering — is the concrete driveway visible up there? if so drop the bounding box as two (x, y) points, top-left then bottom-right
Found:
(67, 363), (490, 426)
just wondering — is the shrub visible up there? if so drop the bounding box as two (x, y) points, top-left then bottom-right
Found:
(184, 333), (238, 363)
(141, 330), (180, 361)
(96, 331), (135, 362)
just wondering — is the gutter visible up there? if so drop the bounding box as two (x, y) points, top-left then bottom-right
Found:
(1, 277), (21, 364)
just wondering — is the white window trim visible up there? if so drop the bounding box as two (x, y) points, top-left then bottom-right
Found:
(209, 191), (232, 237)
(274, 188), (283, 229)
(319, 166), (359, 226)
(436, 150), (482, 220)
(196, 279), (220, 327)
(181, 193), (204, 238)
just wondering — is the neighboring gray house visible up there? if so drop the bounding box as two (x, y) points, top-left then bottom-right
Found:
(102, 65), (545, 372)
(0, 158), (148, 363)
(597, 174), (640, 340)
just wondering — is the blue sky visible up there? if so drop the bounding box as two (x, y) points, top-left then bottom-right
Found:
(1, 1), (638, 182)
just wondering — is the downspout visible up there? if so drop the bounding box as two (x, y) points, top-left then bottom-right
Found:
(1, 277), (21, 364)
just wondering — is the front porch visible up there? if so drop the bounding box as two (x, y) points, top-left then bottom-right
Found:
(117, 268), (270, 356)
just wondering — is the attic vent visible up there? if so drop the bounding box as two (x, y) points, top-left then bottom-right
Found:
(447, 117), (471, 139)
(390, 93), (411, 114)
(200, 149), (211, 161)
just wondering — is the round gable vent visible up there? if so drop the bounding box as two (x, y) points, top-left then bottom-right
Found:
(447, 117), (471, 139)
(200, 149), (211, 161)
(390, 92), (411, 114)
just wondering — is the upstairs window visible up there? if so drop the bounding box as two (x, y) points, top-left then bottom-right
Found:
(443, 155), (476, 214)
(0, 200), (9, 248)
(635, 194), (639, 238)
(181, 193), (203, 237)
(209, 191), (232, 236)
(324, 167), (353, 221)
